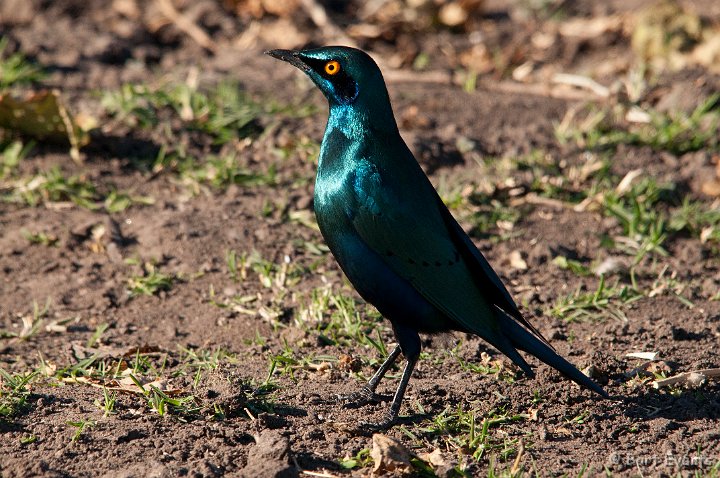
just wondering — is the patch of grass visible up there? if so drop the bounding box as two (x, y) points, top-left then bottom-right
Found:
(451, 150), (611, 240)
(175, 347), (237, 387)
(104, 189), (155, 213)
(476, 150), (611, 203)
(340, 448), (372, 470)
(50, 348), (206, 419)
(175, 80), (263, 143)
(558, 94), (720, 154)
(550, 274), (643, 322)
(264, 340), (337, 385)
(93, 387), (117, 417)
(405, 404), (531, 464)
(0, 37), (46, 88)
(469, 199), (522, 239)
(552, 256), (592, 276)
(596, 174), (720, 262)
(0, 140), (33, 179)
(67, 418), (95, 443)
(7, 298), (52, 340)
(452, 347), (517, 383)
(179, 153), (277, 191)
(296, 285), (388, 356)
(131, 377), (200, 417)
(602, 177), (675, 263)
(126, 261), (177, 297)
(669, 197), (720, 244)
(2, 167), (152, 212)
(100, 84), (161, 128)
(22, 229), (59, 247)
(4, 166), (98, 209)
(226, 249), (240, 282)
(101, 80), (264, 142)
(86, 323), (109, 348)
(241, 250), (307, 290)
(0, 369), (38, 418)
(647, 265), (696, 309)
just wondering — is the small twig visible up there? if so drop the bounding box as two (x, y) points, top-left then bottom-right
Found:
(54, 89), (83, 164)
(552, 73), (610, 98)
(654, 368), (720, 389)
(510, 439), (525, 475)
(509, 192), (573, 210)
(384, 68), (602, 101)
(155, 0), (217, 53)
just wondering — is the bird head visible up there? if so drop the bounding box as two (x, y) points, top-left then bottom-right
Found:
(267, 46), (385, 106)
(266, 46), (399, 135)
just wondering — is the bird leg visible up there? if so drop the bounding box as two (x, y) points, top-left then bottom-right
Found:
(359, 352), (418, 430)
(339, 344), (401, 407)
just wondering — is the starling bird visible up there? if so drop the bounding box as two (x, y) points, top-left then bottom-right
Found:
(267, 46), (607, 429)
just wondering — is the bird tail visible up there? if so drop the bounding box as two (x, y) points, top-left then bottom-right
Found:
(493, 309), (609, 398)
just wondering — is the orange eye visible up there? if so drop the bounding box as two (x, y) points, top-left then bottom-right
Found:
(324, 60), (340, 75)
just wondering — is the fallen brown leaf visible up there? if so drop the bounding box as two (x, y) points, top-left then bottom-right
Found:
(371, 434), (412, 475)
(0, 90), (90, 162)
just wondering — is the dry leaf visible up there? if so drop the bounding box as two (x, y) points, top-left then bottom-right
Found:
(418, 448), (457, 478)
(371, 434), (412, 475)
(0, 90), (90, 162)
(40, 360), (57, 376)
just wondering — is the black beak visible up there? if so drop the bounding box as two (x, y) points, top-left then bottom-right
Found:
(265, 49), (310, 72)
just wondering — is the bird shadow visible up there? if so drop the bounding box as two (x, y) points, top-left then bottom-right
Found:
(293, 452), (347, 475)
(81, 132), (164, 172)
(617, 384), (720, 423)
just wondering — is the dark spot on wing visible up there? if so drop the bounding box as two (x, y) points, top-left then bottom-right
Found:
(435, 261), (442, 266)
(422, 261), (430, 267)
(407, 258), (416, 264)
(386, 250), (395, 257)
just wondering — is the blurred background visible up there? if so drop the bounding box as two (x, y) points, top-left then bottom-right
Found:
(1, 0), (719, 168)
(3, 0), (720, 79)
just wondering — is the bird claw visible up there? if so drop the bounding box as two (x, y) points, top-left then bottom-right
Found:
(336, 387), (392, 408)
(358, 414), (397, 431)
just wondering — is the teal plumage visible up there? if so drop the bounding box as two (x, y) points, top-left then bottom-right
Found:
(267, 46), (607, 429)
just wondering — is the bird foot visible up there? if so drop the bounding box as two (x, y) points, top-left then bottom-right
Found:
(358, 413), (397, 431)
(337, 387), (392, 408)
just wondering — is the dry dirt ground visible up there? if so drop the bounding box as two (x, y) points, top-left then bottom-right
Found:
(1, 0), (720, 477)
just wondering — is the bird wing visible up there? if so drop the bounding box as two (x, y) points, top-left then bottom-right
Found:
(435, 197), (553, 348)
(350, 171), (505, 341)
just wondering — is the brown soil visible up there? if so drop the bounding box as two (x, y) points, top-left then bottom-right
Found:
(1, 1), (720, 477)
